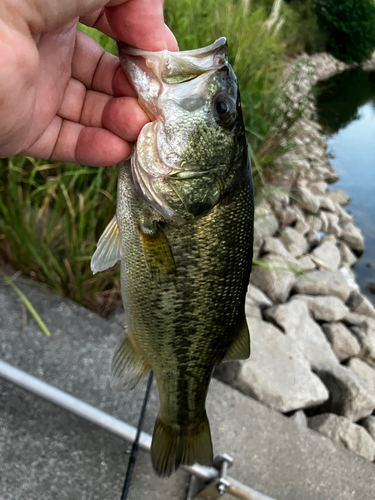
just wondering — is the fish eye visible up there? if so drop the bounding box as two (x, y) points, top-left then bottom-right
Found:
(213, 96), (236, 127)
(216, 100), (229, 115)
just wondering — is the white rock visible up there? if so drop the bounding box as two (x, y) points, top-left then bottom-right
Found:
(306, 215), (322, 232)
(264, 300), (338, 370)
(254, 200), (279, 240)
(347, 358), (375, 400)
(306, 230), (320, 247)
(310, 241), (341, 272)
(291, 294), (349, 322)
(326, 213), (342, 238)
(318, 196), (336, 212)
(308, 413), (375, 461)
(278, 205), (304, 226)
(293, 270), (352, 302)
(250, 253), (297, 304)
(290, 410), (308, 429)
(319, 211), (329, 232)
(328, 189), (351, 206)
(246, 284), (273, 310)
(361, 416), (375, 440)
(280, 227), (308, 258)
(296, 255), (316, 272)
(317, 364), (375, 421)
(298, 186), (320, 214)
(346, 291), (375, 318)
(262, 237), (289, 258)
(215, 317), (329, 413)
(338, 241), (357, 268)
(341, 222), (365, 254)
(322, 323), (360, 362)
(335, 203), (353, 225)
(294, 218), (310, 235)
(349, 322), (375, 369)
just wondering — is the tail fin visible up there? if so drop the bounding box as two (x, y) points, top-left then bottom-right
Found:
(150, 412), (213, 477)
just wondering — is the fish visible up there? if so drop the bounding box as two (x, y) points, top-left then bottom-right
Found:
(91, 37), (254, 477)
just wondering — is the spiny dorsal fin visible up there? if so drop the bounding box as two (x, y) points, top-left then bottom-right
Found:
(222, 317), (250, 362)
(139, 224), (176, 282)
(111, 332), (149, 391)
(91, 215), (122, 275)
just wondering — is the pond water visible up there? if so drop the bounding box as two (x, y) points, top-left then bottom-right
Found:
(315, 68), (375, 303)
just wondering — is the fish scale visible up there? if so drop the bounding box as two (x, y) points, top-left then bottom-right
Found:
(91, 38), (254, 477)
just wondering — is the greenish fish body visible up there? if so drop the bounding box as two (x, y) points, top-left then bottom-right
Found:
(91, 38), (254, 477)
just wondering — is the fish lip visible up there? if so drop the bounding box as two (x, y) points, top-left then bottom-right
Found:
(117, 37), (227, 57)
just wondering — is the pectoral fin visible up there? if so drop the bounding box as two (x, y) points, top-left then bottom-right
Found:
(91, 215), (122, 274)
(139, 223), (176, 282)
(222, 318), (250, 362)
(111, 332), (150, 391)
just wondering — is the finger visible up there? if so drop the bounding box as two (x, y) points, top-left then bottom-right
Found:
(72, 30), (135, 97)
(79, 9), (116, 40)
(23, 116), (131, 167)
(57, 75), (149, 141)
(105, 0), (169, 51)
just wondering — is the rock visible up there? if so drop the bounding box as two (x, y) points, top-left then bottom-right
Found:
(278, 205), (304, 226)
(319, 211), (329, 232)
(338, 241), (357, 268)
(328, 189), (351, 206)
(310, 241), (341, 272)
(279, 227), (308, 258)
(294, 218), (310, 235)
(262, 237), (289, 258)
(264, 300), (338, 370)
(254, 200), (279, 240)
(344, 315), (375, 367)
(322, 234), (337, 245)
(290, 410), (308, 430)
(246, 284), (273, 310)
(291, 295), (348, 322)
(316, 364), (375, 421)
(326, 213), (342, 238)
(335, 204), (353, 225)
(339, 266), (360, 293)
(215, 316), (329, 413)
(322, 323), (361, 362)
(268, 190), (290, 212)
(308, 413), (375, 461)
(346, 291), (375, 318)
(347, 358), (375, 400)
(310, 181), (328, 195)
(296, 255), (316, 272)
(306, 215), (322, 232)
(361, 416), (375, 440)
(250, 253), (297, 304)
(306, 230), (320, 247)
(298, 186), (320, 214)
(293, 270), (352, 302)
(318, 196), (336, 212)
(341, 222), (365, 254)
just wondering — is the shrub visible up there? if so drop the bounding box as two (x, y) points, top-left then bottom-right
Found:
(282, 0), (327, 55)
(315, 0), (375, 63)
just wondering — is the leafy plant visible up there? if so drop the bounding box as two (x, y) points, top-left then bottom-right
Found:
(315, 0), (375, 63)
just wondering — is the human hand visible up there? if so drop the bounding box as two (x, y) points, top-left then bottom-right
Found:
(0, 0), (177, 166)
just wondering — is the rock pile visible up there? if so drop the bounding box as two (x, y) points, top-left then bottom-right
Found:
(215, 53), (375, 464)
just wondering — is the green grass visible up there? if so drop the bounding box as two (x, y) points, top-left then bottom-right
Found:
(0, 1), (306, 313)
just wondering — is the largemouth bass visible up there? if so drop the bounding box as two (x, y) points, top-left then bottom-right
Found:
(91, 38), (254, 477)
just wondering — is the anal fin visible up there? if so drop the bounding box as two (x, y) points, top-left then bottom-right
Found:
(222, 317), (250, 363)
(111, 332), (149, 391)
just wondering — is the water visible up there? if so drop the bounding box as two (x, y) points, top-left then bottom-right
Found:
(315, 68), (375, 302)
